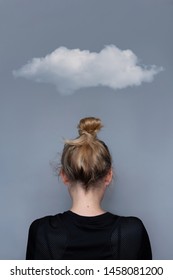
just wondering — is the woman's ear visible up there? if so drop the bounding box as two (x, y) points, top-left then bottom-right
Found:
(104, 168), (113, 186)
(60, 170), (70, 186)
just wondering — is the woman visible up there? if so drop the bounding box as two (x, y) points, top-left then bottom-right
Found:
(26, 117), (152, 259)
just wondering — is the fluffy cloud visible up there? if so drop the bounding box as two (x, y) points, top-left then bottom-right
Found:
(13, 45), (163, 95)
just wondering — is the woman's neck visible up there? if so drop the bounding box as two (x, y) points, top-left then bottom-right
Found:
(68, 182), (106, 216)
(70, 204), (106, 217)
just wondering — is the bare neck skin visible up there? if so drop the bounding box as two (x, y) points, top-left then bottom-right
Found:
(68, 182), (107, 217)
(60, 169), (113, 217)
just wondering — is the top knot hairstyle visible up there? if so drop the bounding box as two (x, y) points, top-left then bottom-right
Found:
(60, 117), (112, 189)
(78, 117), (103, 138)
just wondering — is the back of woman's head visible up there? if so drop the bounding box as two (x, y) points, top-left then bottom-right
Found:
(60, 117), (112, 189)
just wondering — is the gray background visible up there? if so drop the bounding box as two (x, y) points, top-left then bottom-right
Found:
(0, 0), (172, 259)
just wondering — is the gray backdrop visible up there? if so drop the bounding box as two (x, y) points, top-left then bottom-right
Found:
(0, 0), (173, 259)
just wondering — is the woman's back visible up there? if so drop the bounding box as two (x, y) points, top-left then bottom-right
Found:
(26, 211), (152, 260)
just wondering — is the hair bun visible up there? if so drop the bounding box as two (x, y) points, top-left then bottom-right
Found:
(78, 117), (103, 138)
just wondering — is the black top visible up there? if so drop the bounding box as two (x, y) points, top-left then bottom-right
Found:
(26, 211), (152, 260)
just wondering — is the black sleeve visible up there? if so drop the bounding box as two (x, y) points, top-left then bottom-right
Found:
(26, 220), (39, 260)
(117, 217), (152, 260)
(139, 224), (152, 260)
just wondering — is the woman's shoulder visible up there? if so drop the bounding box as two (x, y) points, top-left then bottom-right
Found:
(119, 215), (144, 223)
(115, 215), (149, 239)
(110, 212), (143, 223)
(29, 213), (66, 231)
(109, 213), (147, 233)
(29, 214), (51, 224)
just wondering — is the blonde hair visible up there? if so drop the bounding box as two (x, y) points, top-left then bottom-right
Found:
(60, 117), (112, 189)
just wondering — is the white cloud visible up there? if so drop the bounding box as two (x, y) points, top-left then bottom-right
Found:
(13, 45), (163, 95)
